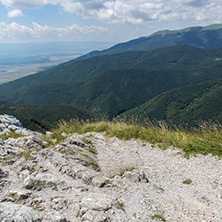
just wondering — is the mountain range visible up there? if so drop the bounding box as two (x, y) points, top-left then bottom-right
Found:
(1, 24), (222, 127)
(78, 24), (222, 60)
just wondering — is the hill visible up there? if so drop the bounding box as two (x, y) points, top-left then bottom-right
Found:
(78, 24), (222, 60)
(1, 45), (222, 120)
(0, 103), (93, 132)
(123, 80), (222, 125)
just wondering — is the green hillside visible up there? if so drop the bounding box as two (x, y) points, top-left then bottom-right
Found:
(123, 80), (222, 126)
(1, 45), (222, 121)
(0, 68), (192, 118)
(1, 45), (222, 94)
(0, 103), (93, 132)
(78, 24), (222, 60)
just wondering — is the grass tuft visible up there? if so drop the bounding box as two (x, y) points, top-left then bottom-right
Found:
(151, 214), (166, 221)
(0, 132), (25, 140)
(183, 179), (192, 184)
(21, 149), (32, 161)
(115, 201), (125, 211)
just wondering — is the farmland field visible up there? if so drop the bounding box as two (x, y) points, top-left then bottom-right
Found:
(0, 41), (114, 84)
(0, 54), (80, 84)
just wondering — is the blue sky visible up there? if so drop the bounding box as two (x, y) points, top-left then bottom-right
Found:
(0, 0), (222, 43)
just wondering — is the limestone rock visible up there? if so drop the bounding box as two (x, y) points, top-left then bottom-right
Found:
(122, 170), (149, 183)
(0, 114), (23, 128)
(24, 175), (39, 189)
(91, 175), (109, 188)
(0, 168), (7, 178)
(0, 202), (42, 222)
(24, 173), (57, 189)
(80, 193), (115, 211)
(0, 114), (34, 136)
(70, 138), (85, 148)
(44, 211), (67, 222)
(26, 134), (44, 149)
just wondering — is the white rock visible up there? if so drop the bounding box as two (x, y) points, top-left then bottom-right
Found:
(0, 202), (42, 221)
(8, 125), (19, 131)
(0, 114), (23, 128)
(80, 193), (115, 211)
(24, 175), (39, 189)
(44, 211), (67, 222)
(91, 175), (108, 188)
(61, 132), (67, 137)
(46, 131), (53, 137)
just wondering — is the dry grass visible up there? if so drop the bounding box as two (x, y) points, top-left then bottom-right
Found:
(48, 118), (222, 157)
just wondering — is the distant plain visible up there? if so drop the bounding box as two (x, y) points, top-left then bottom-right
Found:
(0, 55), (79, 84)
(0, 41), (114, 84)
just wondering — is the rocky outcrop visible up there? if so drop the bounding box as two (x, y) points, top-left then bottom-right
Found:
(0, 115), (222, 221)
(0, 114), (34, 136)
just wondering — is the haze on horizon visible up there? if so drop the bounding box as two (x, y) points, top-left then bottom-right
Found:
(0, 0), (222, 44)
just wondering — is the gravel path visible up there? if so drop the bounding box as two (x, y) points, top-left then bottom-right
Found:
(94, 133), (222, 222)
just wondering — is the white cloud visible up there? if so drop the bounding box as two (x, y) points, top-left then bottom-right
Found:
(0, 0), (59, 9)
(7, 9), (24, 17)
(1, 0), (222, 25)
(57, 0), (222, 25)
(0, 21), (109, 42)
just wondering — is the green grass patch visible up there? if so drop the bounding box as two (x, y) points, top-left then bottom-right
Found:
(183, 179), (192, 184)
(88, 147), (97, 154)
(0, 132), (25, 140)
(21, 149), (32, 161)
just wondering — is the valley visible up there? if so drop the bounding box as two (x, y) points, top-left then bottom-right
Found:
(0, 55), (80, 84)
(0, 41), (114, 84)
(0, 23), (222, 222)
(1, 24), (222, 128)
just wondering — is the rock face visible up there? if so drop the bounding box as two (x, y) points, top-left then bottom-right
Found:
(0, 114), (33, 136)
(0, 115), (222, 221)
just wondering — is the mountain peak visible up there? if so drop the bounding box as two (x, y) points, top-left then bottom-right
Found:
(148, 24), (222, 38)
(77, 23), (222, 60)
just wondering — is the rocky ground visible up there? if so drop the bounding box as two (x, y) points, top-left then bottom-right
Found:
(0, 114), (222, 222)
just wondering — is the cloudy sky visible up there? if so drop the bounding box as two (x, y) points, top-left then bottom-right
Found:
(0, 0), (222, 43)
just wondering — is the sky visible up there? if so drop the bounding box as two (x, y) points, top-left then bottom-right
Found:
(0, 0), (222, 44)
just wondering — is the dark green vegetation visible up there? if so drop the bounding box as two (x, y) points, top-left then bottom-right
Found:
(0, 103), (93, 132)
(123, 80), (222, 126)
(78, 24), (222, 59)
(1, 24), (222, 126)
